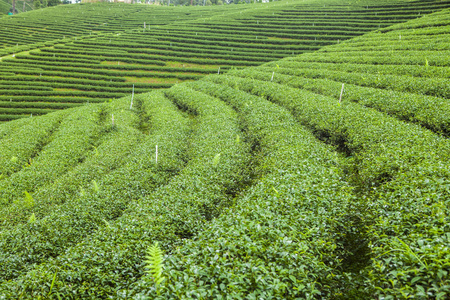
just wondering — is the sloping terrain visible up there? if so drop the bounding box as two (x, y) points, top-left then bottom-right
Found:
(0, 0), (10, 15)
(0, 5), (449, 298)
(1, 0), (35, 15)
(0, 0), (448, 121)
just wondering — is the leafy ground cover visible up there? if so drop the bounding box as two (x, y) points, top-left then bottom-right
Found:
(1, 0), (449, 121)
(0, 1), (450, 299)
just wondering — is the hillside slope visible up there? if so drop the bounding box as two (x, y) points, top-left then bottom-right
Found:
(1, 0), (449, 121)
(0, 0), (10, 15)
(0, 6), (449, 299)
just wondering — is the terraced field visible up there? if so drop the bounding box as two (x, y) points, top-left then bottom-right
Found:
(1, 0), (450, 299)
(1, 0), (449, 121)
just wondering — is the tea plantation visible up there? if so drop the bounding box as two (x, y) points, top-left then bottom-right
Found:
(1, 0), (450, 299)
(1, 0), (449, 121)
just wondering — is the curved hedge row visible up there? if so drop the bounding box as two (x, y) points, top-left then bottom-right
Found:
(3, 0), (449, 120)
(0, 82), (252, 298)
(0, 90), (192, 284)
(130, 78), (356, 299)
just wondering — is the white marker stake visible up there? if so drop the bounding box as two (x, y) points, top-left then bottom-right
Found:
(130, 84), (134, 109)
(112, 114), (114, 126)
(155, 145), (158, 164)
(271, 72), (274, 81)
(218, 67), (220, 75)
(339, 83), (344, 104)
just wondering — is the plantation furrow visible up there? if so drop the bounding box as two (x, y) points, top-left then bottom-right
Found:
(0, 115), (30, 140)
(0, 108), (56, 116)
(235, 68), (450, 137)
(96, 38), (306, 56)
(28, 50), (166, 66)
(290, 50), (450, 66)
(129, 76), (360, 298)
(215, 73), (450, 297)
(319, 36), (450, 52)
(289, 76), (450, 137)
(0, 97), (144, 229)
(0, 84), (252, 298)
(0, 102), (80, 111)
(37, 47), (263, 66)
(194, 22), (381, 33)
(161, 26), (366, 39)
(270, 60), (450, 79)
(0, 109), (69, 181)
(256, 65), (450, 98)
(0, 96), (107, 104)
(1, 1), (450, 297)
(0, 91), (191, 284)
(1, 61), (203, 80)
(0, 85), (53, 91)
(2, 0), (448, 121)
(0, 104), (109, 206)
(0, 76), (160, 89)
(9, 57), (220, 74)
(222, 73), (450, 188)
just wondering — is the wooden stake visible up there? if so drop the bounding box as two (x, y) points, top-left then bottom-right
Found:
(218, 67), (220, 75)
(155, 145), (158, 164)
(339, 83), (344, 104)
(130, 84), (134, 109)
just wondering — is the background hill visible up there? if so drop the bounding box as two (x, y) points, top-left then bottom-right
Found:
(0, 0), (34, 15)
(0, 1), (450, 299)
(0, 0), (11, 15)
(0, 0), (449, 121)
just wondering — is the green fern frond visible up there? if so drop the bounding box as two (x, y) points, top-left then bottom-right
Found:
(23, 191), (35, 208)
(212, 153), (221, 167)
(145, 242), (165, 288)
(92, 180), (100, 193)
(28, 213), (36, 224)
